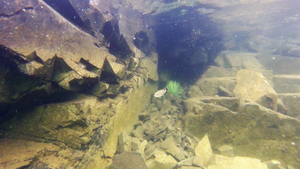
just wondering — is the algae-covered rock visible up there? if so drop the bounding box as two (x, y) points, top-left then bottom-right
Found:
(1, 96), (110, 149)
(117, 132), (131, 154)
(278, 93), (300, 118)
(108, 152), (148, 169)
(183, 99), (300, 168)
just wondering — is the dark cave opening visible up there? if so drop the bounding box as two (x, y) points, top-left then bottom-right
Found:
(153, 5), (224, 84)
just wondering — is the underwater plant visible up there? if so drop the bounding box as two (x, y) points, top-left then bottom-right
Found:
(166, 81), (184, 96)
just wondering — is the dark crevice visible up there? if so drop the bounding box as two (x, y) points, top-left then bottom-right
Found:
(99, 71), (119, 85)
(79, 58), (100, 73)
(133, 31), (155, 56)
(101, 21), (119, 44)
(0, 45), (28, 65)
(100, 21), (133, 59)
(43, 0), (91, 33)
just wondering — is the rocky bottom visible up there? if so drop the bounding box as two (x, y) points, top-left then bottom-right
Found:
(106, 96), (297, 169)
(0, 138), (85, 169)
(0, 95), (299, 169)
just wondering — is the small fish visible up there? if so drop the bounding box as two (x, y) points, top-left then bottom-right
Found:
(154, 88), (168, 98)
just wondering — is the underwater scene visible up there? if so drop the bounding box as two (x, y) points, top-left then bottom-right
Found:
(1, 0), (300, 168)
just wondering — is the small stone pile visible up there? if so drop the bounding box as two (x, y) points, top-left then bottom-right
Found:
(108, 96), (291, 169)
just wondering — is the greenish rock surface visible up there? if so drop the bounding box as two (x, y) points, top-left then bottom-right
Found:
(2, 95), (109, 149)
(278, 93), (300, 118)
(77, 81), (157, 168)
(233, 70), (278, 111)
(192, 97), (242, 112)
(208, 155), (267, 169)
(183, 99), (300, 168)
(108, 152), (148, 169)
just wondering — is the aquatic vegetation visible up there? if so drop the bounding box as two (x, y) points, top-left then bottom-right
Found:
(166, 81), (184, 96)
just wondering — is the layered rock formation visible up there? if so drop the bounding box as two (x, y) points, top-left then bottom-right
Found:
(0, 0), (159, 168)
(1, 0), (300, 169)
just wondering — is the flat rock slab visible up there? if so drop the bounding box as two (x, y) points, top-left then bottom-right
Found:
(256, 54), (300, 75)
(207, 155), (267, 169)
(216, 51), (263, 70)
(0, 138), (62, 169)
(0, 0), (115, 69)
(278, 93), (300, 118)
(110, 152), (148, 169)
(274, 83), (300, 93)
(194, 77), (236, 96)
(196, 97), (242, 112)
(273, 75), (300, 93)
(273, 75), (300, 84)
(202, 66), (237, 78)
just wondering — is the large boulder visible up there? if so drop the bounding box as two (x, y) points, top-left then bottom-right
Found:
(0, 0), (128, 89)
(0, 0), (117, 115)
(233, 69), (278, 110)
